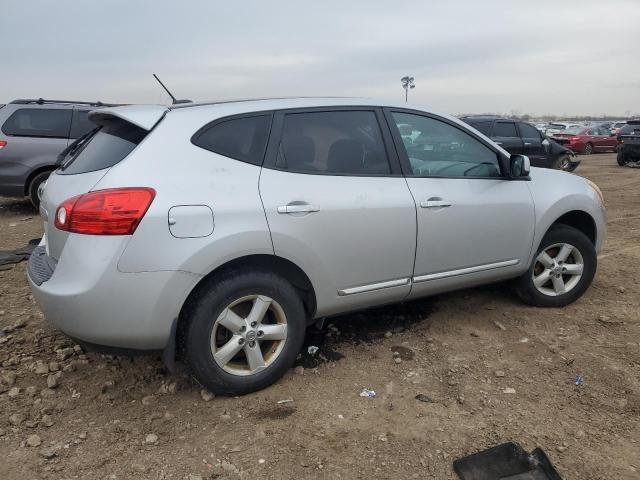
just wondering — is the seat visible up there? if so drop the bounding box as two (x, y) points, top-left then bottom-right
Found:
(282, 135), (317, 172)
(327, 139), (364, 174)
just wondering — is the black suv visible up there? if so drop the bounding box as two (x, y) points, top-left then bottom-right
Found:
(617, 121), (640, 166)
(0, 98), (117, 207)
(460, 116), (580, 172)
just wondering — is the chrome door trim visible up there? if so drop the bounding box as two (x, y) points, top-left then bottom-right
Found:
(338, 277), (411, 296)
(413, 259), (519, 283)
(277, 204), (320, 214)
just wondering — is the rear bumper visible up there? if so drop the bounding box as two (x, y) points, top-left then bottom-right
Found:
(27, 234), (201, 350)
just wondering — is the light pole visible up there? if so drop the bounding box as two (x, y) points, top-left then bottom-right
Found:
(401, 76), (415, 103)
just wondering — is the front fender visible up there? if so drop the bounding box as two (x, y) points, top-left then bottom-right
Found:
(527, 168), (606, 263)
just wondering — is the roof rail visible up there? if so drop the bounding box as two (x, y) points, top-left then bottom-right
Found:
(9, 98), (119, 107)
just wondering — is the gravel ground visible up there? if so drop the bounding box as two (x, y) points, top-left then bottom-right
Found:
(0, 152), (639, 479)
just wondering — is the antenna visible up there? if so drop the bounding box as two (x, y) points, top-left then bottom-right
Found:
(153, 74), (191, 105)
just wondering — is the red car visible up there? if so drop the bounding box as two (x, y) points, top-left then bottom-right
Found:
(551, 126), (618, 155)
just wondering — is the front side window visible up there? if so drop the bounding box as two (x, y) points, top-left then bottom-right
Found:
(493, 122), (518, 137)
(391, 112), (501, 178)
(192, 114), (272, 166)
(275, 111), (390, 175)
(518, 122), (541, 139)
(1, 108), (71, 138)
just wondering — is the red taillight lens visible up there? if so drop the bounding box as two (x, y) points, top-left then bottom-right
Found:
(0, 140), (7, 149)
(54, 188), (155, 235)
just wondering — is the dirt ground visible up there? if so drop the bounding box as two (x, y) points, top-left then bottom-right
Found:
(1, 153), (639, 480)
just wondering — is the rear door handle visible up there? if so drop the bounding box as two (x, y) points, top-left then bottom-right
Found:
(420, 200), (452, 209)
(524, 142), (532, 146)
(277, 204), (320, 214)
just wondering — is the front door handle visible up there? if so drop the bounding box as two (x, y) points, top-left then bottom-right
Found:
(420, 199), (452, 209)
(277, 204), (320, 214)
(524, 142), (532, 146)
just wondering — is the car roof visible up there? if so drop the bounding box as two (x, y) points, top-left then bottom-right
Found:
(168, 96), (408, 111)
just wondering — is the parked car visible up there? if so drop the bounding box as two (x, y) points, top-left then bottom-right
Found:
(550, 126), (618, 155)
(616, 120), (640, 166)
(611, 121), (628, 136)
(460, 116), (580, 171)
(0, 98), (115, 207)
(544, 122), (583, 136)
(28, 98), (606, 395)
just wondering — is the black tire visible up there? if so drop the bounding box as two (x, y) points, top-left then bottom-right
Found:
(553, 154), (572, 171)
(565, 162), (578, 173)
(516, 225), (597, 308)
(617, 152), (627, 167)
(184, 270), (307, 395)
(584, 143), (593, 155)
(28, 171), (52, 209)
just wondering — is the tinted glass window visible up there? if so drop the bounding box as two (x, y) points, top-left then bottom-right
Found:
(493, 122), (518, 137)
(192, 115), (271, 166)
(276, 111), (390, 175)
(391, 112), (500, 178)
(70, 110), (97, 138)
(467, 120), (493, 136)
(1, 108), (71, 138)
(518, 123), (541, 138)
(59, 120), (147, 175)
(620, 124), (640, 135)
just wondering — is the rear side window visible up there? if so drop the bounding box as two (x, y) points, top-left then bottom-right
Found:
(192, 115), (272, 166)
(620, 123), (640, 135)
(467, 120), (493, 136)
(518, 123), (541, 138)
(275, 111), (391, 175)
(493, 122), (518, 137)
(1, 108), (71, 138)
(70, 110), (97, 138)
(59, 120), (146, 175)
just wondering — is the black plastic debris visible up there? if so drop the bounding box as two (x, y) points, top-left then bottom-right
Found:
(0, 238), (41, 266)
(453, 442), (562, 480)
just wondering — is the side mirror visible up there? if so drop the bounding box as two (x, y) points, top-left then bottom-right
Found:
(510, 154), (530, 178)
(610, 132), (616, 137)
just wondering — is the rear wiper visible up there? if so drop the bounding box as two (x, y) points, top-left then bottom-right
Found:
(56, 126), (101, 169)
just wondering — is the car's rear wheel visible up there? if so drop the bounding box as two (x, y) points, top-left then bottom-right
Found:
(28, 170), (52, 209)
(516, 225), (596, 307)
(184, 270), (307, 395)
(617, 152), (628, 166)
(584, 143), (593, 155)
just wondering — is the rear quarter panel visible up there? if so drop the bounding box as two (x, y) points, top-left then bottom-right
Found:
(91, 108), (275, 275)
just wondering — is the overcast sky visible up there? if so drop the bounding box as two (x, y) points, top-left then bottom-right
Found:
(2, 0), (639, 116)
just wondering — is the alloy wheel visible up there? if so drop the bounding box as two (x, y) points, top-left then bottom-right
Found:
(210, 295), (288, 376)
(585, 143), (593, 155)
(532, 243), (584, 297)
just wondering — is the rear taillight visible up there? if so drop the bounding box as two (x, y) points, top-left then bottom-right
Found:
(0, 140), (6, 150)
(54, 188), (155, 235)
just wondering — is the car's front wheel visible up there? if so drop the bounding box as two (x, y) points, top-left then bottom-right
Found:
(184, 270), (307, 395)
(584, 143), (593, 155)
(516, 225), (596, 307)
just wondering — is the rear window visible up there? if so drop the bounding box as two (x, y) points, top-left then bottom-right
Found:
(192, 114), (272, 166)
(620, 123), (640, 135)
(70, 110), (97, 138)
(467, 120), (493, 136)
(1, 108), (71, 138)
(59, 119), (146, 175)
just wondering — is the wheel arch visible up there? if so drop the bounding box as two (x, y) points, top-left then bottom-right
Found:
(177, 253), (317, 332)
(548, 210), (597, 245)
(23, 165), (55, 196)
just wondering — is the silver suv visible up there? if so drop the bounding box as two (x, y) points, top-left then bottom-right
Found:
(28, 98), (606, 394)
(0, 99), (115, 207)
